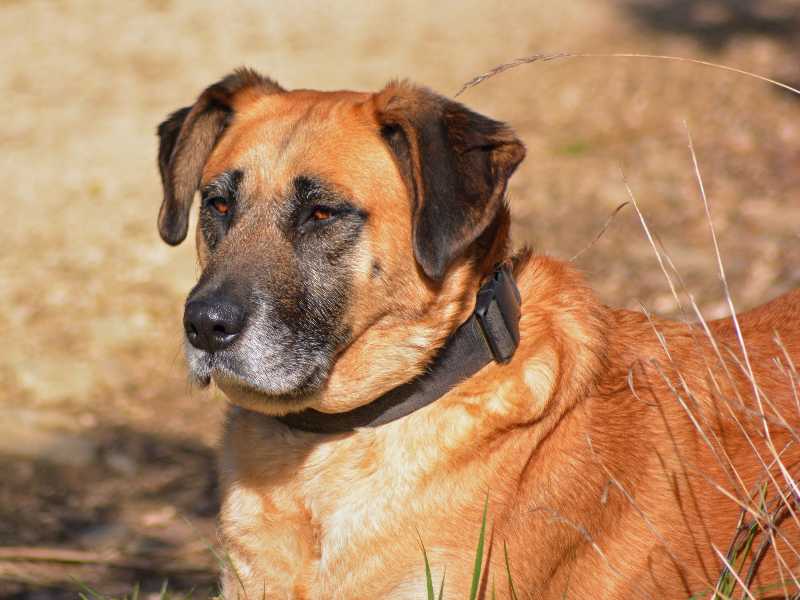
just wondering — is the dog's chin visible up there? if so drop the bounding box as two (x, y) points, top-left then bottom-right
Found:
(211, 370), (324, 417)
(184, 339), (333, 415)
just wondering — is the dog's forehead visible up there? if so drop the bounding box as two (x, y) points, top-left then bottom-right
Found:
(201, 89), (396, 198)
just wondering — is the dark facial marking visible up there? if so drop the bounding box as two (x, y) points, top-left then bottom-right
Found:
(267, 175), (367, 347)
(200, 169), (243, 252)
(188, 172), (369, 398)
(371, 260), (383, 279)
(287, 175), (367, 236)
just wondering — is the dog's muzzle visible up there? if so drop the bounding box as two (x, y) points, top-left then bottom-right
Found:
(180, 287), (337, 401)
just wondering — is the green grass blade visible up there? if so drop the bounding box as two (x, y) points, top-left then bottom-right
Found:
(686, 589), (711, 600)
(726, 521), (758, 596)
(734, 483), (767, 572)
(562, 548), (575, 600)
(131, 581), (140, 600)
(754, 579), (798, 595)
(183, 515), (225, 567)
(437, 567), (446, 600)
(417, 529), (435, 600)
(469, 488), (490, 600)
(69, 576), (105, 600)
(424, 549), (434, 600)
(503, 540), (518, 600)
(221, 543), (247, 598)
(723, 482), (767, 597)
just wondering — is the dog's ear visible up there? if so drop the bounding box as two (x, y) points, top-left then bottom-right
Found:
(375, 83), (525, 282)
(157, 68), (284, 245)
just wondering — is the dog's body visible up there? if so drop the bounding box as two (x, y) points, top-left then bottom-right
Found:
(158, 70), (800, 599)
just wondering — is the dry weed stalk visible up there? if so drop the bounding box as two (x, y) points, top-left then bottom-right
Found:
(454, 54), (800, 99)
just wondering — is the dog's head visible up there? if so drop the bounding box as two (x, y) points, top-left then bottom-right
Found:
(157, 68), (525, 415)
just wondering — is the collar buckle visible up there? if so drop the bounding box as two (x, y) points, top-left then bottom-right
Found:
(473, 264), (522, 364)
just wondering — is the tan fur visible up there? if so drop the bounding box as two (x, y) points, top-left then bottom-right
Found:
(160, 75), (800, 599)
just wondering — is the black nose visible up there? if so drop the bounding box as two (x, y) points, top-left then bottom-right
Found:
(184, 296), (246, 353)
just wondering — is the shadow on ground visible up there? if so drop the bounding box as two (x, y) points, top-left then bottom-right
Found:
(622, 0), (800, 52)
(0, 426), (220, 599)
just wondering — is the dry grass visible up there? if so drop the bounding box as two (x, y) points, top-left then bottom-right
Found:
(621, 152), (800, 599)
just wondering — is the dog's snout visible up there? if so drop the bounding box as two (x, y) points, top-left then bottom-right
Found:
(184, 296), (245, 353)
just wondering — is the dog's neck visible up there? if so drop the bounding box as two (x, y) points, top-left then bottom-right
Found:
(275, 264), (522, 434)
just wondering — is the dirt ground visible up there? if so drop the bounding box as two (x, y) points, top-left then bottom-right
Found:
(1, 0), (800, 597)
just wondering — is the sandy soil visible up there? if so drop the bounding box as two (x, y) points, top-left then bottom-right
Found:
(1, 0), (799, 597)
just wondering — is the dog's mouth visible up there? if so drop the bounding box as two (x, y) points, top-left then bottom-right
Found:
(184, 332), (334, 413)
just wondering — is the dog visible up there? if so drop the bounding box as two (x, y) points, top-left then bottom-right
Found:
(157, 68), (800, 599)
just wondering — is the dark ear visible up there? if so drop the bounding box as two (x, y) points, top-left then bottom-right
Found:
(157, 68), (284, 245)
(376, 83), (525, 281)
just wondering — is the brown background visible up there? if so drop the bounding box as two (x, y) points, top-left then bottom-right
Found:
(1, 0), (800, 597)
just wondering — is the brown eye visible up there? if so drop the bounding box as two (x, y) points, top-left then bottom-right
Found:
(313, 207), (333, 220)
(212, 197), (229, 214)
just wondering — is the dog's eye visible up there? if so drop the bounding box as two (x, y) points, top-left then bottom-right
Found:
(312, 207), (334, 221)
(210, 197), (229, 215)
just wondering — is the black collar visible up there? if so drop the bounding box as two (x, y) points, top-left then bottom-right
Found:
(275, 264), (522, 434)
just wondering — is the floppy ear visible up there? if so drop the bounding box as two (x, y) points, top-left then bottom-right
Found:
(376, 83), (525, 282)
(157, 68), (284, 245)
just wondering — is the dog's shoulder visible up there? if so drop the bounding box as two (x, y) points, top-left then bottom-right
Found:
(476, 250), (613, 422)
